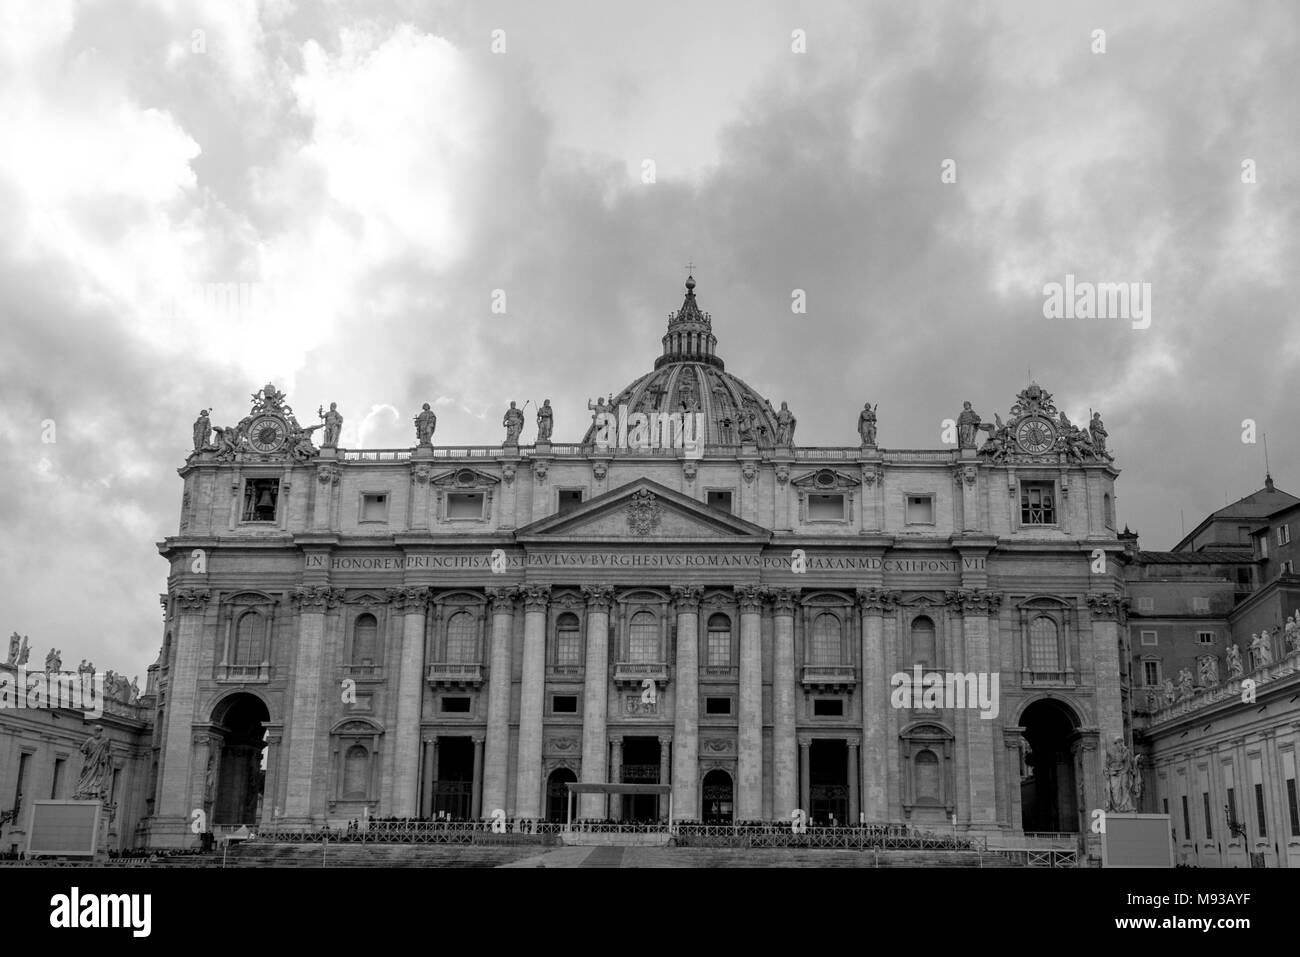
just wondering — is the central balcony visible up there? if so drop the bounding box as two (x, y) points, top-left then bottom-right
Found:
(613, 662), (670, 687)
(1021, 670), (1077, 688)
(801, 665), (857, 692)
(426, 662), (484, 688)
(216, 664), (271, 683)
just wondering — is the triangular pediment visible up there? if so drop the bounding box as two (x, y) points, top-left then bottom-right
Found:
(516, 479), (771, 542)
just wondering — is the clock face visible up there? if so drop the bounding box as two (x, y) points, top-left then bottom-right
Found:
(247, 414), (288, 453)
(1015, 416), (1057, 455)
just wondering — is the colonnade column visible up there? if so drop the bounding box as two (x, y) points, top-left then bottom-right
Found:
(579, 585), (614, 817)
(285, 585), (342, 822)
(389, 586), (430, 818)
(771, 588), (799, 821)
(735, 585), (765, 820)
(799, 740), (811, 817)
(609, 738), (622, 822)
(482, 587), (517, 817)
(857, 588), (895, 821)
(670, 586), (703, 821)
(514, 585), (550, 820)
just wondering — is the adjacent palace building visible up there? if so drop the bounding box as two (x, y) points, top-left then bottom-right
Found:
(3, 276), (1298, 864)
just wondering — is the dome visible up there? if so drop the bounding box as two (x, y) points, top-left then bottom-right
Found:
(583, 277), (782, 448)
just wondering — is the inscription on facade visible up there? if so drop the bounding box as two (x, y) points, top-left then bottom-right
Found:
(305, 553), (985, 572)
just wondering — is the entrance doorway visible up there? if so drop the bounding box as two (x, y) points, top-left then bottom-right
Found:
(210, 694), (269, 826)
(702, 769), (734, 824)
(431, 737), (473, 820)
(620, 737), (663, 822)
(546, 768), (576, 822)
(1020, 699), (1080, 833)
(809, 739), (849, 825)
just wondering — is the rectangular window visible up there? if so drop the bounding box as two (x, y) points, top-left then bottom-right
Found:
(555, 631), (581, 668)
(905, 495), (934, 525)
(360, 492), (388, 522)
(242, 478), (280, 522)
(1196, 631), (1215, 645)
(557, 490), (583, 514)
(1278, 524), (1290, 545)
(446, 492), (484, 519)
(813, 698), (844, 717)
(1261, 535), (1269, 558)
(706, 631), (730, 667)
(1020, 482), (1056, 525)
(1226, 787), (1237, 832)
(14, 752), (31, 817)
(807, 493), (844, 522)
(1202, 792), (1213, 839)
(1140, 630), (1158, 646)
(1287, 778), (1299, 838)
(1255, 783), (1267, 836)
(704, 696), (731, 715)
(1191, 597), (1209, 613)
(440, 696), (471, 713)
(706, 490), (733, 513)
(1137, 597), (1154, 612)
(1142, 660), (1160, 686)
(1284, 560), (1295, 575)
(552, 695), (578, 714)
(51, 758), (66, 800)
(1162, 797), (1168, 816)
(1181, 795), (1191, 840)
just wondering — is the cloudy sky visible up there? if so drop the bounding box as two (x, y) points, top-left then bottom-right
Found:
(2, 0), (1297, 679)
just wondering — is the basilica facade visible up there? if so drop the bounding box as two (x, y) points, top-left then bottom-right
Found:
(148, 277), (1126, 850)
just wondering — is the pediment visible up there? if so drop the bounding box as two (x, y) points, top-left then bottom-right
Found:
(516, 479), (770, 542)
(791, 468), (861, 490)
(431, 466), (500, 488)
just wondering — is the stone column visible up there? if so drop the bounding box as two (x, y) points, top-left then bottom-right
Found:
(482, 587), (517, 817)
(579, 585), (614, 817)
(157, 589), (210, 841)
(799, 740), (811, 816)
(1086, 593), (1128, 750)
(260, 725), (284, 827)
(857, 588), (895, 821)
(384, 586), (429, 818)
(1002, 727), (1026, 833)
(514, 585), (550, 820)
(848, 743), (860, 823)
(771, 587), (798, 821)
(659, 735), (673, 820)
(735, 585), (765, 820)
(284, 585), (342, 822)
(420, 737), (435, 818)
(609, 737), (622, 822)
(670, 586), (703, 820)
(954, 589), (1000, 826)
(471, 736), (484, 819)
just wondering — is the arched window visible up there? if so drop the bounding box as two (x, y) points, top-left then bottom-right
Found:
(811, 613), (842, 665)
(915, 749), (940, 804)
(629, 611), (658, 663)
(554, 613), (581, 668)
(352, 613), (377, 666)
(342, 745), (369, 800)
(233, 613), (265, 667)
(911, 615), (936, 669)
(445, 611), (477, 662)
(1029, 616), (1059, 672)
(706, 613), (731, 667)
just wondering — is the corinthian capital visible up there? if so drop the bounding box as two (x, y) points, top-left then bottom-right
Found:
(769, 587), (799, 615)
(294, 585), (346, 610)
(670, 585), (704, 611)
(581, 585), (616, 611)
(174, 588), (211, 612)
(944, 589), (1002, 615)
(733, 584), (766, 612)
(855, 587), (899, 613)
(384, 586), (431, 612)
(520, 584), (551, 610)
(485, 586), (518, 613)
(1086, 592), (1127, 620)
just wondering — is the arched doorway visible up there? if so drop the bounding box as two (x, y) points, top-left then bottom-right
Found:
(546, 768), (576, 822)
(702, 769), (733, 824)
(1019, 698), (1080, 833)
(210, 693), (270, 826)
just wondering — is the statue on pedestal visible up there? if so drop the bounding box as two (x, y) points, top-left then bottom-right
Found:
(16, 636), (28, 665)
(1226, 643), (1243, 678)
(46, 648), (61, 672)
(1089, 411), (1108, 454)
(502, 402), (525, 446)
(776, 401), (796, 446)
(192, 410), (211, 452)
(858, 402), (877, 447)
(74, 727), (112, 802)
(536, 399), (554, 443)
(414, 403), (437, 446)
(956, 401), (981, 449)
(319, 403), (343, 448)
(1162, 678), (1176, 706)
(1287, 613), (1300, 654)
(6, 632), (19, 665)
(1104, 737), (1136, 813)
(1198, 654), (1219, 687)
(1177, 668), (1194, 700)
(1250, 631), (1273, 668)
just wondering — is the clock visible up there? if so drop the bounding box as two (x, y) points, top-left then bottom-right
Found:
(1015, 416), (1057, 455)
(247, 414), (288, 453)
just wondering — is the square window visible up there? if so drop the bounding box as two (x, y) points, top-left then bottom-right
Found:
(813, 698), (844, 717)
(557, 490), (583, 514)
(552, 694), (578, 714)
(905, 495), (934, 525)
(704, 696), (731, 715)
(242, 478), (279, 522)
(1140, 630), (1158, 646)
(807, 493), (844, 522)
(1196, 631), (1215, 645)
(1137, 597), (1154, 612)
(446, 492), (484, 519)
(706, 490), (733, 513)
(440, 696), (471, 713)
(1191, 596), (1209, 612)
(360, 492), (388, 523)
(1020, 482), (1056, 525)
